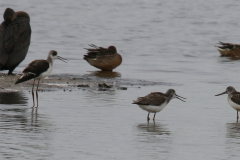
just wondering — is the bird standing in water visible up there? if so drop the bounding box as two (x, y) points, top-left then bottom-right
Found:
(15, 50), (67, 107)
(83, 44), (122, 71)
(0, 8), (31, 75)
(133, 89), (186, 121)
(215, 86), (240, 122)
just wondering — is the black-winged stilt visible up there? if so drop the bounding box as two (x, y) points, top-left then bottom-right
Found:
(15, 50), (67, 107)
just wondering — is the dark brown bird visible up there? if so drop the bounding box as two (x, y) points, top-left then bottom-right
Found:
(0, 8), (31, 75)
(83, 44), (122, 71)
(215, 42), (240, 57)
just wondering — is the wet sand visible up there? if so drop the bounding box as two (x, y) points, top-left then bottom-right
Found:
(0, 73), (89, 92)
(0, 72), (167, 92)
(0, 73), (116, 92)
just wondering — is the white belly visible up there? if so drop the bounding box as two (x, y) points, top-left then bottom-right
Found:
(138, 101), (168, 113)
(228, 95), (240, 111)
(36, 65), (52, 80)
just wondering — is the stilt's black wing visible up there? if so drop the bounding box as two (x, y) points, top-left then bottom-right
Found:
(15, 60), (49, 84)
(15, 73), (38, 84)
(22, 60), (49, 74)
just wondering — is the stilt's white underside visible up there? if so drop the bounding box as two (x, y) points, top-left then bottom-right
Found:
(36, 63), (52, 80)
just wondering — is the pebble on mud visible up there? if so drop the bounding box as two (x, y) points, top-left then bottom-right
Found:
(77, 84), (90, 87)
(98, 83), (112, 88)
(117, 87), (127, 90)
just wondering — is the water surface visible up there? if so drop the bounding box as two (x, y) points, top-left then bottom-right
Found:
(1, 0), (240, 159)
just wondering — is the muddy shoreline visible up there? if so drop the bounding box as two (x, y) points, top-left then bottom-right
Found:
(0, 72), (172, 93)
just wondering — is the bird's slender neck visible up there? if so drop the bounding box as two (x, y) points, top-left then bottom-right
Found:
(166, 96), (172, 103)
(165, 90), (173, 103)
(228, 94), (232, 102)
(47, 57), (54, 66)
(165, 90), (172, 103)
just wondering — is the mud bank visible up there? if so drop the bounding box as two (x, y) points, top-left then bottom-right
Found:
(0, 72), (174, 93)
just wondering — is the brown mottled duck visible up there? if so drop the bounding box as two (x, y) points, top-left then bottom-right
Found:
(216, 42), (240, 57)
(84, 44), (122, 71)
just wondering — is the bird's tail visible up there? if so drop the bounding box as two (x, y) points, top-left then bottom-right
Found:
(216, 41), (234, 50)
(15, 73), (38, 84)
(132, 99), (139, 104)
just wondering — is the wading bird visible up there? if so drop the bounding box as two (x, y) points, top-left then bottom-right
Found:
(215, 86), (240, 122)
(133, 89), (186, 121)
(15, 50), (67, 107)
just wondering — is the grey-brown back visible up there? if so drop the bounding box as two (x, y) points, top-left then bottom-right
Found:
(231, 92), (240, 105)
(133, 92), (167, 106)
(84, 44), (117, 60)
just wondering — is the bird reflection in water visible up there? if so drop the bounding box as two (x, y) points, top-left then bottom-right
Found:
(137, 121), (171, 135)
(0, 92), (28, 129)
(0, 92), (28, 105)
(87, 71), (121, 78)
(0, 108), (28, 127)
(31, 107), (38, 126)
(225, 123), (240, 157)
(226, 123), (240, 139)
(0, 105), (52, 158)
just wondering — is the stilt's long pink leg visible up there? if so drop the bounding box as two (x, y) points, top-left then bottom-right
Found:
(237, 111), (239, 123)
(32, 80), (35, 107)
(36, 79), (40, 107)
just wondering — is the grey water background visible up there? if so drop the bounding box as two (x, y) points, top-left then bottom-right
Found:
(1, 0), (240, 159)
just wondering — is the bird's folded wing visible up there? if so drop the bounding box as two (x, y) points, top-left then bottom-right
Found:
(231, 93), (240, 105)
(23, 60), (49, 74)
(134, 92), (166, 105)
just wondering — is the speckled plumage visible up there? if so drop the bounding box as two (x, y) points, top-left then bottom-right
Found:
(133, 92), (168, 106)
(84, 44), (122, 71)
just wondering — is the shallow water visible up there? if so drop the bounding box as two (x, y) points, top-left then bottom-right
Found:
(1, 0), (240, 159)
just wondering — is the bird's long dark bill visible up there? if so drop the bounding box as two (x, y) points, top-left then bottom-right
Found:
(58, 56), (68, 63)
(176, 95), (186, 102)
(215, 91), (227, 96)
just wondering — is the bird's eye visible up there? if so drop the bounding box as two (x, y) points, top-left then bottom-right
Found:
(52, 52), (57, 56)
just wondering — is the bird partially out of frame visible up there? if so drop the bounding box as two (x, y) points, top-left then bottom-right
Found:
(0, 8), (31, 75)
